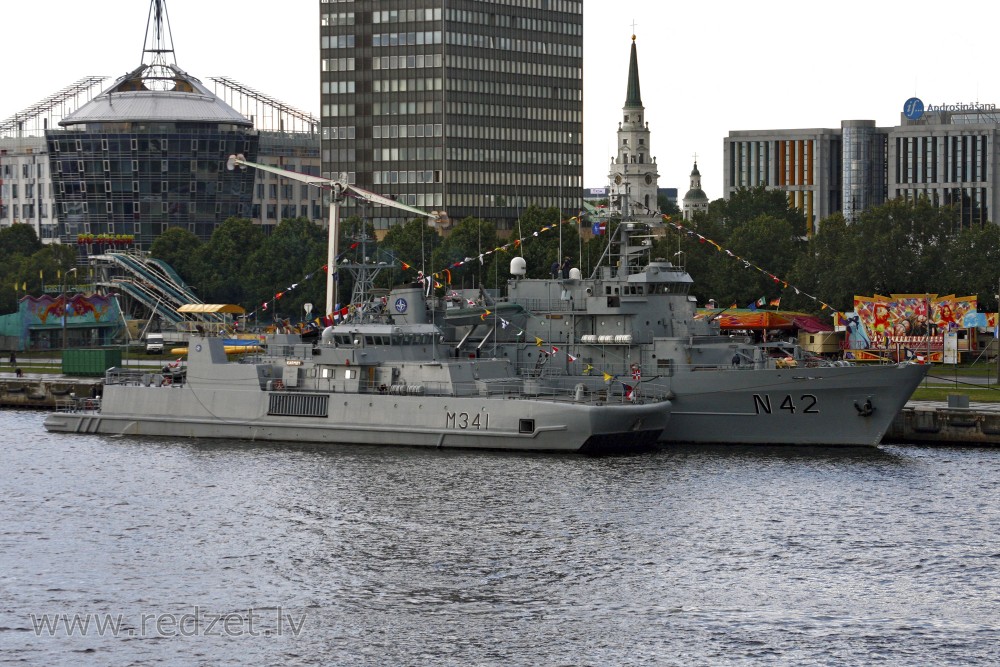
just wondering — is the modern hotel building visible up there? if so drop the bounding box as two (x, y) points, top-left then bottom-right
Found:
(725, 100), (1000, 233)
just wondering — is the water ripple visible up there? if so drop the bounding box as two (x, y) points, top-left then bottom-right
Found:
(1, 411), (998, 665)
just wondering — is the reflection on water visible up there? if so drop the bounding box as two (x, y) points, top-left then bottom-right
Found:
(2, 410), (999, 666)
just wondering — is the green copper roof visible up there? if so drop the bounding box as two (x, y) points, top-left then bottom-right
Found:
(625, 36), (643, 108)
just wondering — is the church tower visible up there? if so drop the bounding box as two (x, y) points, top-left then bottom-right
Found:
(607, 35), (659, 218)
(682, 160), (710, 219)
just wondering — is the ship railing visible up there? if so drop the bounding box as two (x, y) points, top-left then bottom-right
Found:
(53, 396), (102, 413)
(357, 377), (669, 404)
(508, 297), (574, 313)
(103, 367), (184, 387)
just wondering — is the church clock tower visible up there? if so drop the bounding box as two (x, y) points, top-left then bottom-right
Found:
(608, 35), (659, 218)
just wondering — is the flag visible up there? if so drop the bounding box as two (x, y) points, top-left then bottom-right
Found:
(631, 365), (641, 381)
(729, 302), (738, 309)
(756, 296), (767, 307)
(480, 309), (492, 320)
(769, 297), (781, 308)
(567, 353), (577, 362)
(603, 372), (613, 382)
(535, 337), (544, 347)
(550, 346), (559, 354)
(748, 301), (757, 312)
(583, 364), (593, 375)
(621, 383), (634, 400)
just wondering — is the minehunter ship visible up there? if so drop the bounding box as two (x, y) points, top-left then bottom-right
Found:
(43, 320), (669, 453)
(44, 160), (669, 454)
(416, 217), (927, 447)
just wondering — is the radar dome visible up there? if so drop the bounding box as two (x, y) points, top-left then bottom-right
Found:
(510, 257), (527, 276)
(569, 267), (582, 280)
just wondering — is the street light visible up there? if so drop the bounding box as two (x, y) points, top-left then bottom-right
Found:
(61, 267), (77, 349)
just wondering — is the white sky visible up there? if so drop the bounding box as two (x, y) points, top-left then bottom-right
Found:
(4, 0), (998, 200)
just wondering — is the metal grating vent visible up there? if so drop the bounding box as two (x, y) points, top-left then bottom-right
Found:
(268, 393), (330, 418)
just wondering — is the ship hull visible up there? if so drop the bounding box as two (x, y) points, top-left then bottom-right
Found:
(661, 362), (927, 446)
(44, 383), (666, 454)
(537, 362), (926, 446)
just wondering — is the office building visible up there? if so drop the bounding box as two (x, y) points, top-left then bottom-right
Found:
(726, 99), (1000, 231)
(889, 104), (1000, 228)
(724, 127), (843, 234)
(319, 0), (584, 232)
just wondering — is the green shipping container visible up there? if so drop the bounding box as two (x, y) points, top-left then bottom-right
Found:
(62, 348), (123, 377)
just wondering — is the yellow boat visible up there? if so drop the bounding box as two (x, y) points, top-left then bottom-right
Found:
(170, 344), (262, 355)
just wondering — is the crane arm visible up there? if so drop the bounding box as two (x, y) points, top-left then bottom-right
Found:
(227, 154), (434, 219)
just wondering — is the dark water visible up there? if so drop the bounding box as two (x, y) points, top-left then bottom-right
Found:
(2, 410), (999, 666)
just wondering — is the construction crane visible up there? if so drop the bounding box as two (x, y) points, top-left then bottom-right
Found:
(227, 154), (437, 318)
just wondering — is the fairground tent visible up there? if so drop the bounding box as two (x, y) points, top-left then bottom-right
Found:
(695, 309), (833, 333)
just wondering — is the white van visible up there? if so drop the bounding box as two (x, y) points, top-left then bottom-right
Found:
(145, 333), (164, 354)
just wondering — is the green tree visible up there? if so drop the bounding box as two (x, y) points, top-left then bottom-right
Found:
(432, 217), (500, 289)
(0, 224), (43, 260)
(848, 197), (953, 296)
(787, 213), (860, 312)
(247, 217), (328, 320)
(149, 226), (202, 285)
(381, 217), (443, 286)
(191, 217), (265, 307)
(940, 223), (1000, 310)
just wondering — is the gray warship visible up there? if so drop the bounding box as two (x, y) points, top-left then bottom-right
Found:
(44, 162), (669, 454)
(43, 315), (668, 453)
(413, 213), (927, 447)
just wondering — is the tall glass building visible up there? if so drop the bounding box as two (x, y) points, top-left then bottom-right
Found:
(319, 0), (584, 231)
(842, 120), (886, 222)
(47, 67), (257, 251)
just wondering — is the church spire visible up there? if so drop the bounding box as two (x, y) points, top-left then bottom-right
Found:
(625, 35), (642, 108)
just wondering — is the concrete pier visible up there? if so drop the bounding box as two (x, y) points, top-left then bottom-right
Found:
(885, 399), (1000, 446)
(0, 375), (102, 409)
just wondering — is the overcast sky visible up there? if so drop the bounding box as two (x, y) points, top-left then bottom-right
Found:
(4, 0), (998, 200)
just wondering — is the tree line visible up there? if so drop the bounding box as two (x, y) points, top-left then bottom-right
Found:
(2, 188), (998, 320)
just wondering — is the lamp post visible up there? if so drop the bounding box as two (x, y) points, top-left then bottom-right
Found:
(61, 267), (77, 349)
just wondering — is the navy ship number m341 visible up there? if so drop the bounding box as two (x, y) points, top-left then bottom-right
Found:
(446, 412), (490, 429)
(752, 394), (819, 414)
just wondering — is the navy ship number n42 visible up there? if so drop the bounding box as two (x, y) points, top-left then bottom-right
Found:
(753, 394), (819, 414)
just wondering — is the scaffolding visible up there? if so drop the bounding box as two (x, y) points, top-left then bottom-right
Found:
(209, 76), (319, 135)
(0, 76), (108, 138)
